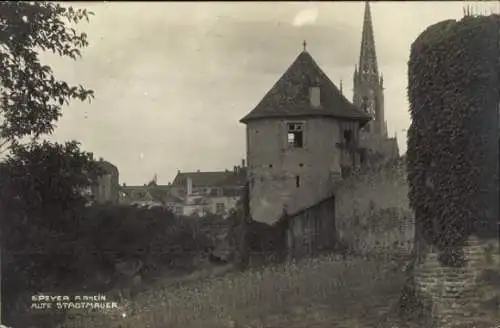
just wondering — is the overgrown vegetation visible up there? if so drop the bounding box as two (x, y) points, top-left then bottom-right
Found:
(407, 14), (500, 263)
(400, 13), (500, 325)
(1, 195), (224, 327)
(66, 256), (406, 328)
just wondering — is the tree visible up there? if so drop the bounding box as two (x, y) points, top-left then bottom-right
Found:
(0, 2), (94, 153)
(0, 3), (96, 326)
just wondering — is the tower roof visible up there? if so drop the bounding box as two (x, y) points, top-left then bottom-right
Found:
(240, 49), (371, 124)
(358, 1), (379, 77)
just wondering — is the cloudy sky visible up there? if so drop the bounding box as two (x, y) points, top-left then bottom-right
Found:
(44, 1), (496, 185)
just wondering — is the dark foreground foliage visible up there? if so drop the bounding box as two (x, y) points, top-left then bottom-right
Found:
(0, 142), (224, 327)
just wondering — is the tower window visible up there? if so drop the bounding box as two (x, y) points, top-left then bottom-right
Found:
(296, 175), (300, 188)
(287, 123), (304, 148)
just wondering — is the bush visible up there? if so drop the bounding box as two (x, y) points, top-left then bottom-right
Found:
(0, 142), (219, 326)
(407, 15), (500, 261)
(1, 201), (218, 327)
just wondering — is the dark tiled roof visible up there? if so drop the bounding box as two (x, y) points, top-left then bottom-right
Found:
(173, 169), (246, 188)
(149, 187), (183, 204)
(120, 185), (182, 204)
(240, 50), (371, 124)
(121, 188), (153, 202)
(214, 167), (247, 187)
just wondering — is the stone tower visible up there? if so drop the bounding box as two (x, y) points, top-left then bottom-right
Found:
(353, 1), (399, 161)
(240, 45), (370, 225)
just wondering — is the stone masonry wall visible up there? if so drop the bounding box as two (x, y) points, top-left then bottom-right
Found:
(413, 236), (500, 327)
(334, 157), (414, 255)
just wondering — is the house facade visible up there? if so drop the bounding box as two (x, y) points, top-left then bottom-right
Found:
(119, 163), (246, 217)
(171, 163), (246, 217)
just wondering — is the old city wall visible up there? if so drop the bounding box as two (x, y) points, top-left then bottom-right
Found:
(280, 157), (414, 259)
(334, 157), (414, 255)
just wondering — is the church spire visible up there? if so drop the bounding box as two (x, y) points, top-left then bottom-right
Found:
(358, 1), (379, 80)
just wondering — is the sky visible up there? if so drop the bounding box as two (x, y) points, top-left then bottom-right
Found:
(43, 1), (498, 186)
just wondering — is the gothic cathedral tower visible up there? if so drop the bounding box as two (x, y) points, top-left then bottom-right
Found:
(353, 1), (387, 138)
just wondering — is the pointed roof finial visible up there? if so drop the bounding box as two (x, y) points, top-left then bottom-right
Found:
(302, 40), (307, 52)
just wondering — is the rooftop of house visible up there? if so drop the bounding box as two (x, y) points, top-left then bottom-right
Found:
(240, 49), (371, 124)
(120, 185), (183, 204)
(172, 167), (247, 188)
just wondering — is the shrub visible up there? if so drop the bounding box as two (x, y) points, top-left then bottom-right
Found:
(407, 15), (500, 263)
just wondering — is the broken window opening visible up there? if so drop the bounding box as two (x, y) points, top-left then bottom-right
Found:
(343, 130), (353, 146)
(287, 123), (304, 148)
(296, 175), (300, 188)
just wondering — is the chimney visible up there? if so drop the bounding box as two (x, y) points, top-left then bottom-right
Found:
(241, 159), (245, 167)
(233, 166), (237, 172)
(309, 78), (320, 108)
(186, 176), (193, 196)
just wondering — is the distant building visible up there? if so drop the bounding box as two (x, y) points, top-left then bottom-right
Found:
(90, 158), (119, 204)
(119, 184), (183, 212)
(118, 163), (245, 217)
(171, 162), (247, 217)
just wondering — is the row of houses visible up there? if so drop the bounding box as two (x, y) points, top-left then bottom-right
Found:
(91, 158), (247, 218)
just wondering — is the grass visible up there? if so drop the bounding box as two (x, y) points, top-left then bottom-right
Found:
(65, 254), (408, 328)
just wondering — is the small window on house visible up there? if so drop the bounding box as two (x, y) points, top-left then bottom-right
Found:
(299, 163), (304, 167)
(268, 164), (273, 168)
(295, 175), (300, 188)
(343, 130), (353, 146)
(287, 123), (304, 148)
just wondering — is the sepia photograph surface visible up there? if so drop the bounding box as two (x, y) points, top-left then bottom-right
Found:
(0, 1), (499, 328)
